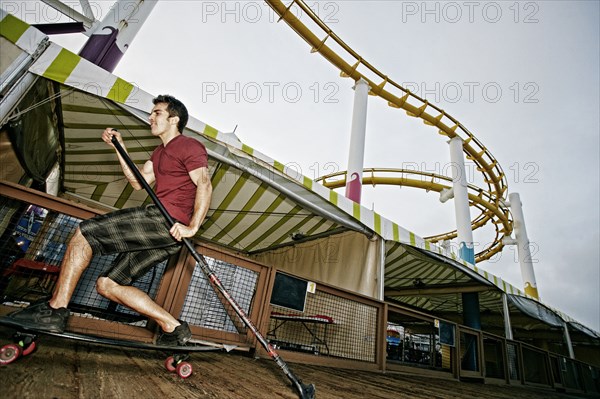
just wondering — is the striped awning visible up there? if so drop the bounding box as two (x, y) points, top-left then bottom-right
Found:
(57, 89), (366, 254)
(384, 242), (500, 314)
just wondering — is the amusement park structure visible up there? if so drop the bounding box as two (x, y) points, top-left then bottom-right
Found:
(0, 0), (599, 397)
(263, 0), (526, 278)
(1, 0), (536, 295)
(269, 0), (546, 305)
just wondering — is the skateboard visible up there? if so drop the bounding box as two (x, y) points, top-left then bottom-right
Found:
(0, 317), (222, 378)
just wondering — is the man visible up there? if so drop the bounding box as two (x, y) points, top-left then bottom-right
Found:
(5, 95), (212, 346)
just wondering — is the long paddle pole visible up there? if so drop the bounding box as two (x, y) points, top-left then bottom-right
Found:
(110, 133), (315, 399)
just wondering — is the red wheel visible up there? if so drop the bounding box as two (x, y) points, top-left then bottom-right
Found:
(0, 344), (22, 365)
(164, 356), (177, 372)
(176, 361), (193, 378)
(22, 341), (37, 356)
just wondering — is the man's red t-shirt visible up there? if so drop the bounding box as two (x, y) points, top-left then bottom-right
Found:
(150, 135), (208, 225)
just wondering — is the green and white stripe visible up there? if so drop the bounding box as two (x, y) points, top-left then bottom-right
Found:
(0, 9), (47, 54)
(28, 42), (155, 109)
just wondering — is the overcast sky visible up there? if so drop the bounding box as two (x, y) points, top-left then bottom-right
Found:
(9, 1), (599, 330)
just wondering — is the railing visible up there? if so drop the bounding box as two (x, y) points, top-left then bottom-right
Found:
(459, 326), (484, 379)
(385, 303), (455, 377)
(479, 330), (600, 395)
(483, 334), (507, 381)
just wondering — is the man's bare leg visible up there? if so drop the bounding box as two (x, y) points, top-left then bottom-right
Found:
(49, 227), (93, 310)
(96, 276), (180, 333)
(50, 228), (183, 335)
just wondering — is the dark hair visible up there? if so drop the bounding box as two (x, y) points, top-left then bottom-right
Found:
(153, 95), (189, 133)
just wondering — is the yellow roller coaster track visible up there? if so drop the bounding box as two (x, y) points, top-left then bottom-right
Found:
(264, 0), (513, 262)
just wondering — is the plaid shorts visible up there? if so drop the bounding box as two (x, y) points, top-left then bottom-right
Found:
(79, 205), (182, 286)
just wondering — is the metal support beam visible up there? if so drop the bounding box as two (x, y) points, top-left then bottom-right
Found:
(502, 293), (514, 340)
(448, 136), (480, 372)
(378, 238), (385, 301)
(41, 0), (95, 28)
(563, 321), (576, 359)
(345, 78), (369, 203)
(79, 0), (158, 72)
(504, 192), (539, 299)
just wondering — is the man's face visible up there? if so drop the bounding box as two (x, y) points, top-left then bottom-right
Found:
(149, 102), (174, 136)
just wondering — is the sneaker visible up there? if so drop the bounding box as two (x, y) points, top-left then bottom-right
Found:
(5, 301), (69, 333)
(156, 320), (191, 347)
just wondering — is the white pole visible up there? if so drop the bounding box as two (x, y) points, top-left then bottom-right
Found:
(508, 192), (539, 299)
(378, 238), (385, 301)
(448, 137), (474, 258)
(345, 78), (370, 203)
(79, 0), (158, 72)
(563, 322), (576, 359)
(45, 163), (61, 196)
(106, 0), (157, 51)
(502, 293), (513, 340)
(448, 137), (480, 373)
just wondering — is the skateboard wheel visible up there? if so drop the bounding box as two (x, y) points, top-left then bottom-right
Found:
(176, 361), (193, 378)
(22, 341), (37, 356)
(0, 343), (22, 365)
(164, 356), (177, 372)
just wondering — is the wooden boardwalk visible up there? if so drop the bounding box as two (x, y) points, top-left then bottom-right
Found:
(0, 327), (594, 399)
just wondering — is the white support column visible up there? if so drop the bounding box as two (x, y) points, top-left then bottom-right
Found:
(448, 136), (474, 260)
(79, 0), (158, 72)
(448, 137), (480, 372)
(104, 1), (157, 48)
(502, 293), (513, 340)
(563, 321), (576, 359)
(504, 192), (539, 299)
(46, 163), (61, 196)
(378, 238), (386, 301)
(345, 78), (370, 203)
